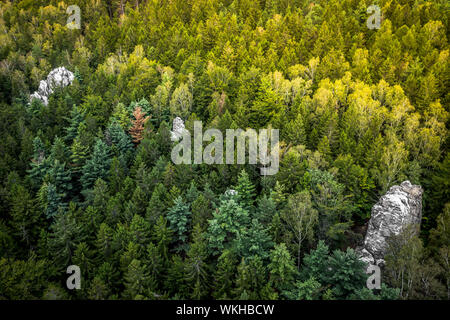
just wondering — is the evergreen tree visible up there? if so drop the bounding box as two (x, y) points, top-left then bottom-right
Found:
(207, 194), (250, 255)
(235, 169), (256, 212)
(28, 137), (50, 189)
(129, 106), (150, 144)
(212, 249), (237, 299)
(185, 224), (209, 299)
(123, 259), (150, 299)
(9, 184), (42, 246)
(268, 243), (297, 293)
(146, 183), (168, 223)
(64, 106), (84, 143)
(191, 194), (213, 231)
(167, 196), (191, 249)
(81, 139), (112, 190)
(48, 208), (85, 267)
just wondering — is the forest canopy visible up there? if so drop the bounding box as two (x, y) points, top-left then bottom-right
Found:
(0, 0), (448, 300)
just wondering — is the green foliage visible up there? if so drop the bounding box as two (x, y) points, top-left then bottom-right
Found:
(0, 0), (448, 300)
(235, 169), (256, 212)
(213, 249), (237, 299)
(81, 139), (112, 190)
(300, 240), (368, 299)
(0, 254), (47, 299)
(268, 243), (297, 292)
(185, 224), (209, 299)
(207, 193), (250, 256)
(167, 196), (191, 247)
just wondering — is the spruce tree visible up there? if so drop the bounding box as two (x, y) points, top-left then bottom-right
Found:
(123, 259), (150, 299)
(167, 196), (191, 248)
(212, 249), (237, 299)
(146, 183), (168, 223)
(268, 243), (297, 293)
(129, 106), (150, 144)
(235, 169), (256, 212)
(28, 137), (50, 189)
(81, 139), (111, 190)
(185, 224), (209, 299)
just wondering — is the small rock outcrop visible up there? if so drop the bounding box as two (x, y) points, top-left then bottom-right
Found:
(225, 189), (238, 197)
(171, 117), (187, 141)
(358, 181), (423, 266)
(30, 67), (75, 106)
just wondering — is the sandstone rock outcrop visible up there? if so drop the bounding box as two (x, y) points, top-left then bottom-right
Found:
(171, 116), (187, 141)
(30, 67), (75, 106)
(358, 181), (423, 266)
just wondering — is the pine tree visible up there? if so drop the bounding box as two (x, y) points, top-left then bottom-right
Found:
(284, 113), (306, 146)
(212, 249), (237, 299)
(129, 106), (150, 144)
(165, 255), (188, 298)
(152, 215), (173, 266)
(9, 183), (42, 246)
(270, 181), (286, 209)
(50, 137), (70, 164)
(167, 185), (181, 206)
(146, 183), (168, 223)
(91, 179), (110, 215)
(130, 214), (151, 248)
(125, 185), (148, 219)
(235, 169), (256, 212)
(167, 196), (191, 248)
(207, 195), (250, 255)
(96, 223), (114, 262)
(88, 276), (110, 300)
(191, 194), (212, 231)
(70, 137), (89, 176)
(106, 120), (133, 163)
(28, 137), (50, 189)
(72, 242), (94, 283)
(120, 242), (141, 273)
(268, 243), (297, 292)
(233, 257), (251, 299)
(185, 180), (199, 204)
(111, 102), (131, 129)
(108, 157), (126, 195)
(81, 139), (111, 190)
(256, 195), (277, 225)
(38, 183), (65, 219)
(145, 242), (164, 291)
(236, 218), (273, 260)
(47, 159), (72, 200)
(48, 209), (85, 267)
(170, 83), (193, 119)
(123, 259), (150, 299)
(185, 224), (209, 299)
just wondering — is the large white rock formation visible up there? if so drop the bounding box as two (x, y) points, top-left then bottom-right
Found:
(358, 181), (423, 266)
(30, 67), (75, 106)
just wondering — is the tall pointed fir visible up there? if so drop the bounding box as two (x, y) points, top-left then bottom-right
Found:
(185, 224), (209, 299)
(80, 139), (111, 190)
(129, 106), (150, 144)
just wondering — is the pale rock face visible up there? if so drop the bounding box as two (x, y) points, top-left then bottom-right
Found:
(225, 189), (238, 197)
(358, 181), (423, 266)
(171, 117), (187, 141)
(30, 67), (75, 106)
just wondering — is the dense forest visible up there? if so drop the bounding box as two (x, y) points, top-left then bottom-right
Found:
(0, 0), (449, 300)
